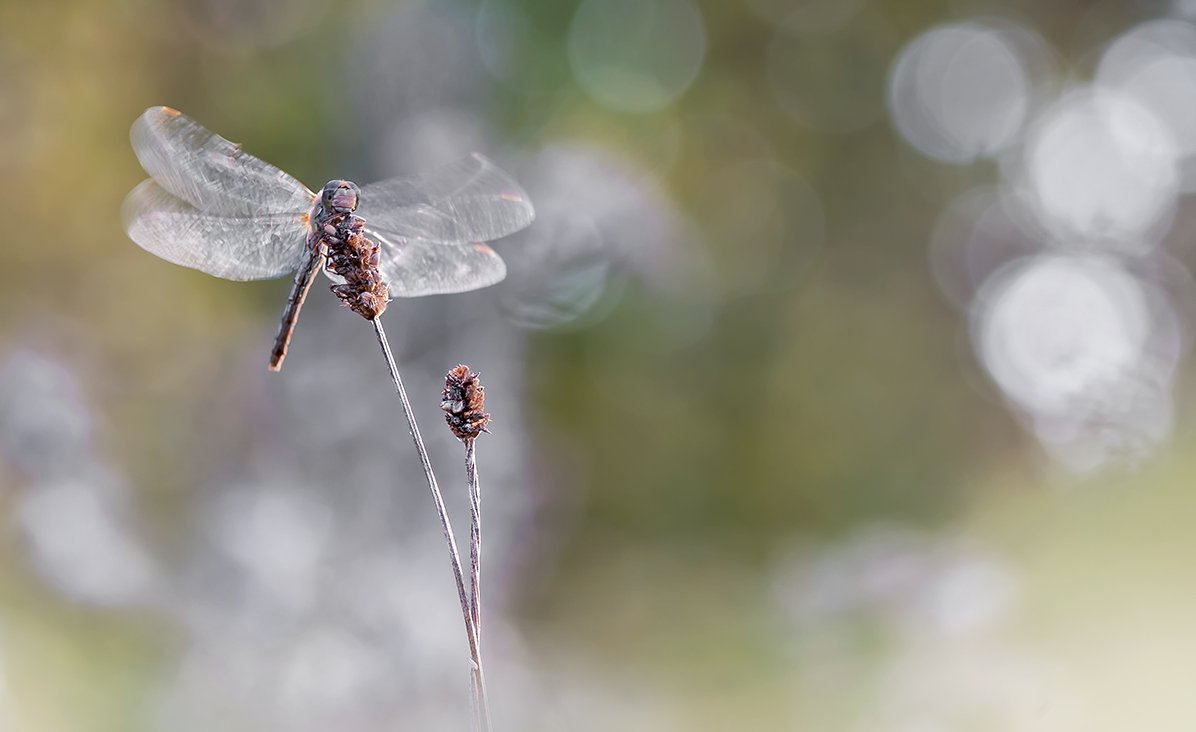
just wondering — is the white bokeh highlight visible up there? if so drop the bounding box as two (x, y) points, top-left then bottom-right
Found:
(1020, 88), (1180, 250)
(1096, 19), (1196, 191)
(894, 16), (1196, 470)
(888, 23), (1033, 163)
(974, 255), (1180, 470)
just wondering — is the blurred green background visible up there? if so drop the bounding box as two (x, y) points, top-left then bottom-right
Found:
(2, 0), (1196, 730)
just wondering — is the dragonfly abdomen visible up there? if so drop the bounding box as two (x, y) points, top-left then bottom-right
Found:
(268, 232), (325, 371)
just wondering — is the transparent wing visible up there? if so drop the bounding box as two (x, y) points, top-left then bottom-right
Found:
(122, 179), (309, 281)
(365, 225), (507, 297)
(356, 153), (535, 245)
(131, 106), (315, 216)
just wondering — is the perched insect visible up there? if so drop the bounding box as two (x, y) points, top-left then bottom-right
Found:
(122, 106), (534, 370)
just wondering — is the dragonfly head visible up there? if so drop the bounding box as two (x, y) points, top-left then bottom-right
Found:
(321, 180), (360, 214)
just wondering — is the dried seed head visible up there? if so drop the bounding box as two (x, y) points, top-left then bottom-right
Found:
(325, 215), (390, 320)
(442, 365), (490, 440)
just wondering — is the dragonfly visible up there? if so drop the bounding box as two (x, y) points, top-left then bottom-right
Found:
(122, 106), (535, 370)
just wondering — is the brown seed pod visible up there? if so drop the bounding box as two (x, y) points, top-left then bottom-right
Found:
(442, 365), (490, 440)
(325, 214), (390, 320)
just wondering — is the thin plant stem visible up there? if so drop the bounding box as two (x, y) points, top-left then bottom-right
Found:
(371, 317), (490, 732)
(466, 438), (481, 631)
(465, 437), (492, 730)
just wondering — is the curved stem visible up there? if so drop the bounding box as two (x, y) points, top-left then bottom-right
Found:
(372, 317), (489, 731)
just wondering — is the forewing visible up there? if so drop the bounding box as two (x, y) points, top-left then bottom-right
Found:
(357, 153), (535, 245)
(122, 179), (309, 281)
(131, 106), (315, 216)
(366, 225), (507, 297)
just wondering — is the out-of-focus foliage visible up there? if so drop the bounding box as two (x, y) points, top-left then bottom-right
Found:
(3, 0), (1196, 730)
